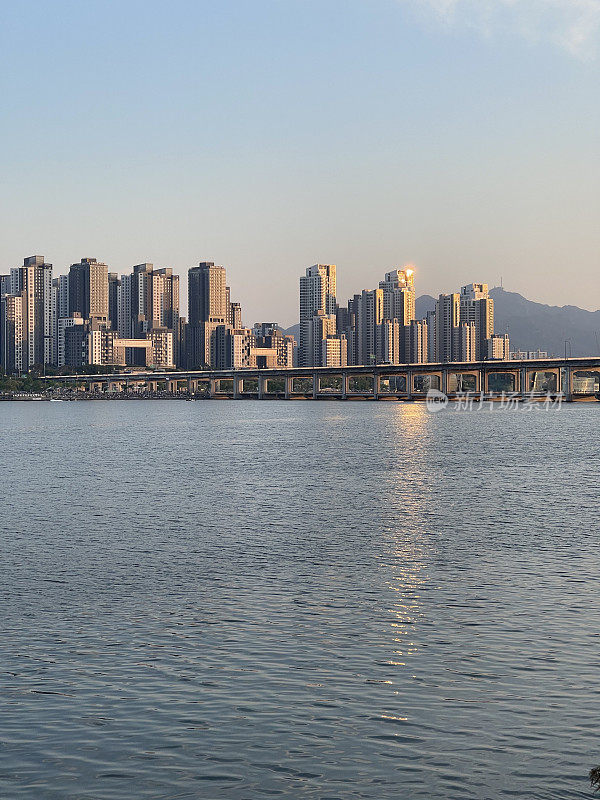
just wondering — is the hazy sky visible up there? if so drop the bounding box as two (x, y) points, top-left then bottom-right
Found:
(1, 0), (598, 325)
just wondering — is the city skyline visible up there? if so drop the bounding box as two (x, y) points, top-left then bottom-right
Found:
(1, 253), (518, 375)
(0, 252), (595, 333)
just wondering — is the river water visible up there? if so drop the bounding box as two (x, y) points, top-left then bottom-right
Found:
(0, 400), (598, 799)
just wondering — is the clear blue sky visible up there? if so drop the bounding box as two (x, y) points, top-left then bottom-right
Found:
(1, 0), (598, 324)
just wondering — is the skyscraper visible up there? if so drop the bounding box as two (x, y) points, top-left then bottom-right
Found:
(435, 293), (461, 363)
(379, 267), (416, 328)
(108, 273), (120, 331)
(299, 264), (336, 367)
(460, 283), (494, 361)
(189, 262), (228, 325)
(0, 293), (26, 373)
(19, 256), (53, 369)
(69, 258), (109, 320)
(187, 262), (240, 368)
(355, 288), (383, 365)
(404, 319), (428, 364)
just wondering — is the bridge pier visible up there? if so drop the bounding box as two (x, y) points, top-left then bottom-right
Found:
(520, 367), (527, 400)
(341, 373), (348, 400)
(562, 366), (572, 402)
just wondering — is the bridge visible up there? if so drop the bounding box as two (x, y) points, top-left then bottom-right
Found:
(39, 357), (600, 401)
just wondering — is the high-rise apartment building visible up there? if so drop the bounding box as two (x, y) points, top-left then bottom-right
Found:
(307, 312), (337, 367)
(380, 318), (402, 364)
(19, 256), (54, 369)
(460, 283), (494, 360)
(252, 323), (295, 368)
(299, 264), (336, 367)
(322, 334), (348, 367)
(426, 309), (437, 363)
(69, 258), (108, 320)
(379, 268), (416, 327)
(487, 334), (510, 360)
(458, 321), (477, 362)
(115, 264), (180, 363)
(149, 268), (179, 331)
(189, 262), (228, 325)
(404, 319), (428, 364)
(435, 293), (461, 363)
(355, 288), (383, 365)
(118, 273), (133, 338)
(0, 293), (26, 373)
(57, 314), (85, 368)
(187, 262), (242, 368)
(108, 273), (120, 331)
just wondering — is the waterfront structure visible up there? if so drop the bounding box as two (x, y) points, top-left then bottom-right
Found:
(299, 264), (336, 367)
(69, 258), (108, 321)
(42, 356), (600, 404)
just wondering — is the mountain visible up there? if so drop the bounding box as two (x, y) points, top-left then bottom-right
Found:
(489, 287), (600, 357)
(283, 323), (300, 339)
(417, 288), (600, 357)
(416, 295), (436, 319)
(286, 290), (600, 357)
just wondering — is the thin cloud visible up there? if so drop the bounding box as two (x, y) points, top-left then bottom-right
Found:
(402, 0), (600, 58)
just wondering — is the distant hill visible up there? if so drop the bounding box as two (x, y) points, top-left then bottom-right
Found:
(416, 295), (436, 319)
(287, 289), (600, 357)
(417, 289), (600, 356)
(284, 323), (300, 339)
(489, 287), (600, 357)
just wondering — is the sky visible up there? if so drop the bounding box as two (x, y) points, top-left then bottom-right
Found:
(1, 0), (598, 325)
